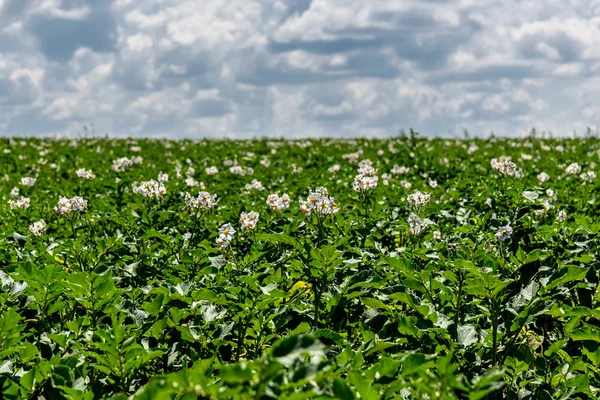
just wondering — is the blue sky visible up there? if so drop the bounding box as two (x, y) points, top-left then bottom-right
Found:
(1, 0), (599, 138)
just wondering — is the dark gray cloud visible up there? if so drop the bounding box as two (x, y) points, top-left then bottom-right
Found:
(0, 0), (597, 137)
(26, 1), (117, 62)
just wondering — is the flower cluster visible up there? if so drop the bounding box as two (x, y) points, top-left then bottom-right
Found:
(185, 191), (217, 211)
(244, 179), (264, 191)
(216, 223), (235, 248)
(491, 157), (520, 177)
(580, 170), (596, 182)
(391, 165), (410, 175)
(133, 180), (167, 199)
(239, 211), (259, 230)
(328, 164), (341, 174)
(54, 196), (88, 216)
(205, 166), (219, 175)
(537, 172), (550, 183)
(496, 225), (513, 241)
(29, 220), (46, 237)
(299, 187), (339, 216)
(556, 210), (567, 222)
(352, 174), (378, 192)
(565, 162), (581, 175)
(20, 177), (36, 187)
(407, 191), (431, 207)
(185, 177), (202, 187)
(112, 157), (134, 172)
(9, 196), (30, 210)
(76, 168), (95, 180)
(342, 150), (363, 163)
(266, 193), (290, 212)
(158, 172), (169, 182)
(357, 160), (377, 175)
(230, 165), (253, 176)
(408, 214), (427, 236)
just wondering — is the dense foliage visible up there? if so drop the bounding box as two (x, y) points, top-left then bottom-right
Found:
(1, 135), (599, 399)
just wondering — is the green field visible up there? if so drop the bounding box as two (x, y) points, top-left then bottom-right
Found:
(1, 136), (599, 399)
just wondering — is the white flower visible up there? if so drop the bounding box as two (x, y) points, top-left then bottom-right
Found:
(357, 160), (377, 175)
(266, 193), (290, 212)
(491, 157), (521, 177)
(495, 225), (513, 241)
(9, 196), (30, 210)
(29, 220), (46, 237)
(112, 157), (133, 172)
(244, 179), (264, 191)
(565, 162), (581, 175)
(10, 187), (19, 198)
(328, 164), (341, 174)
(132, 156), (143, 164)
(239, 211), (259, 230)
(400, 180), (412, 189)
(342, 150), (363, 163)
(407, 214), (421, 226)
(468, 144), (479, 154)
(158, 172), (169, 182)
(185, 191), (217, 212)
(205, 166), (219, 175)
(391, 165), (410, 175)
(428, 179), (438, 189)
(133, 180), (167, 199)
(54, 196), (88, 215)
(407, 191), (431, 207)
(556, 210), (567, 222)
(20, 177), (36, 187)
(185, 177), (199, 187)
(433, 230), (442, 240)
(546, 189), (555, 197)
(537, 172), (550, 183)
(219, 223), (235, 242)
(186, 167), (195, 177)
(260, 158), (271, 168)
(352, 174), (378, 192)
(76, 168), (95, 180)
(299, 187), (339, 216)
(580, 170), (596, 182)
(407, 214), (426, 236)
(215, 237), (227, 248)
(230, 165), (245, 175)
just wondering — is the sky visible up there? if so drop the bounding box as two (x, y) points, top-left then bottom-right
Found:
(0, 0), (599, 138)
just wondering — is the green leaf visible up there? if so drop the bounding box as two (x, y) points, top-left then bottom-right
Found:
(332, 379), (355, 400)
(521, 191), (539, 202)
(570, 323), (600, 342)
(314, 329), (345, 345)
(545, 266), (589, 290)
(457, 325), (478, 347)
(220, 363), (253, 383)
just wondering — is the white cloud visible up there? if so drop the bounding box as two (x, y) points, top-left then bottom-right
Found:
(0, 0), (598, 137)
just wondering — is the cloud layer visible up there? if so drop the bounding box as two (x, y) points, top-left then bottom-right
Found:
(1, 0), (599, 138)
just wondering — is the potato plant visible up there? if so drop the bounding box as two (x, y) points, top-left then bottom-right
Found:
(0, 135), (599, 399)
